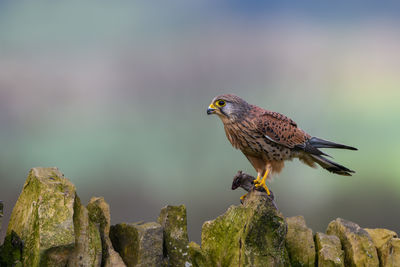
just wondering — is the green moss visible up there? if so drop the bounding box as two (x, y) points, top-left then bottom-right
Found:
(285, 216), (316, 267)
(200, 191), (289, 267)
(158, 205), (191, 266)
(68, 196), (102, 266)
(87, 198), (109, 233)
(110, 222), (163, 266)
(5, 168), (76, 267)
(0, 231), (23, 266)
(110, 223), (140, 266)
(188, 242), (206, 267)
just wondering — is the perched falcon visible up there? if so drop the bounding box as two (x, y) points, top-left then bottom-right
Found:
(207, 94), (357, 195)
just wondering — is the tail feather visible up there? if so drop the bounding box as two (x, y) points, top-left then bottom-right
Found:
(310, 154), (355, 176)
(309, 137), (357, 151)
(298, 136), (357, 175)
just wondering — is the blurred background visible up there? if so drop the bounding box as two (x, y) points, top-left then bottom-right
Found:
(1, 1), (400, 243)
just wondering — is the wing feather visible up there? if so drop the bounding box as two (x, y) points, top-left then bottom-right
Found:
(250, 109), (310, 148)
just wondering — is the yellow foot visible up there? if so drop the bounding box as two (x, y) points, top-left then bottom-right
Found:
(240, 193), (248, 203)
(253, 170), (271, 195)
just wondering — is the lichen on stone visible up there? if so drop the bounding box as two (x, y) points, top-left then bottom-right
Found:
(315, 232), (344, 267)
(87, 197), (126, 267)
(158, 205), (191, 267)
(110, 221), (163, 267)
(198, 190), (289, 267)
(285, 216), (316, 267)
(365, 228), (400, 267)
(4, 167), (76, 267)
(326, 218), (379, 267)
(67, 195), (102, 267)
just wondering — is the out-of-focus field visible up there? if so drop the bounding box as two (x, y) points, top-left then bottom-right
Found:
(1, 1), (400, 242)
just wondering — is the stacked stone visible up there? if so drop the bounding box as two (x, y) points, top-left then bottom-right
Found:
(0, 167), (399, 267)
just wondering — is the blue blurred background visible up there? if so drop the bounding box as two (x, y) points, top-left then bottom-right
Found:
(1, 1), (400, 243)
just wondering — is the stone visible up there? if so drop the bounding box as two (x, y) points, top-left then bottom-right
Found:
(365, 228), (400, 267)
(41, 246), (73, 267)
(381, 238), (400, 267)
(285, 216), (316, 267)
(198, 190), (289, 266)
(67, 196), (102, 267)
(0, 230), (24, 266)
(110, 221), (163, 267)
(326, 218), (379, 267)
(315, 232), (345, 267)
(158, 205), (191, 267)
(3, 167), (76, 267)
(188, 241), (206, 267)
(87, 197), (126, 267)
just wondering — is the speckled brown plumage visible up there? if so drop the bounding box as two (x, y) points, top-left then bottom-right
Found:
(207, 94), (357, 183)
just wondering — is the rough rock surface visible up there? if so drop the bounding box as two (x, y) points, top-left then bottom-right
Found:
(365, 228), (400, 267)
(67, 196), (102, 267)
(326, 218), (379, 267)
(4, 166), (400, 267)
(87, 197), (126, 267)
(285, 216), (316, 267)
(110, 221), (163, 267)
(0, 230), (24, 267)
(3, 167), (76, 267)
(188, 241), (206, 267)
(195, 190), (289, 267)
(158, 205), (191, 267)
(315, 232), (344, 267)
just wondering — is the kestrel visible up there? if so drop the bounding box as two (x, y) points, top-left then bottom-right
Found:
(207, 94), (357, 198)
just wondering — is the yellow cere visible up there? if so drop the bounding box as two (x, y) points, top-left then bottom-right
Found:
(209, 103), (217, 109)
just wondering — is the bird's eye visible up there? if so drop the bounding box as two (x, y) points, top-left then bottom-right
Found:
(216, 100), (226, 107)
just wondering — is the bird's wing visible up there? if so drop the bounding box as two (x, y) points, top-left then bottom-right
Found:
(252, 110), (310, 148)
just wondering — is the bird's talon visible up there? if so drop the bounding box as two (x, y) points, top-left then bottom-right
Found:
(253, 181), (271, 195)
(263, 185), (271, 195)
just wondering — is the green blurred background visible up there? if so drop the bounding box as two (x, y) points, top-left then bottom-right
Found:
(1, 1), (400, 243)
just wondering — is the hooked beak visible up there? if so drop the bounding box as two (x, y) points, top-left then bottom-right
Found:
(207, 103), (216, 115)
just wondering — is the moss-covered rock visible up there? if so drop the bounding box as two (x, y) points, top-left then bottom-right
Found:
(365, 228), (400, 267)
(87, 197), (126, 267)
(315, 232), (344, 267)
(188, 241), (206, 267)
(285, 216), (316, 267)
(0, 230), (24, 266)
(326, 218), (379, 267)
(158, 205), (191, 267)
(67, 196), (102, 267)
(110, 221), (163, 267)
(381, 238), (400, 267)
(4, 167), (76, 267)
(199, 190), (289, 267)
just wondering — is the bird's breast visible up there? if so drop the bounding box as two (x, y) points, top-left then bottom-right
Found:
(224, 121), (264, 154)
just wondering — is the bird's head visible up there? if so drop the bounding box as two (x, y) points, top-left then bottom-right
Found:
(207, 94), (250, 121)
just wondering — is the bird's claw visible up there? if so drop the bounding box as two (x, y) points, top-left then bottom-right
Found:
(253, 180), (271, 195)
